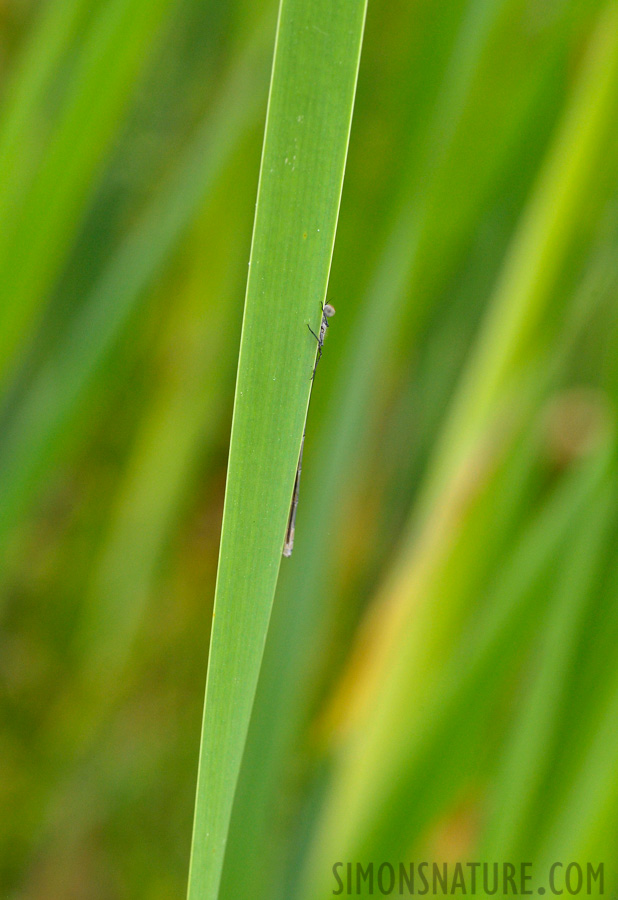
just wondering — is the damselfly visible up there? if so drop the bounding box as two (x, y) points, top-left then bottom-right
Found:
(282, 302), (335, 557)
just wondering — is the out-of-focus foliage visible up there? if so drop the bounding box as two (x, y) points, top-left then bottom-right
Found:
(1, 0), (617, 897)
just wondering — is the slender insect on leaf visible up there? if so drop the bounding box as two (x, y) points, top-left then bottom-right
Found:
(283, 301), (335, 557)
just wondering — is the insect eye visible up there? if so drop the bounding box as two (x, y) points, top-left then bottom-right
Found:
(324, 303), (335, 317)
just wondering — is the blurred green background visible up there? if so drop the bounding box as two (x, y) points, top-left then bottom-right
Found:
(2, 0), (618, 897)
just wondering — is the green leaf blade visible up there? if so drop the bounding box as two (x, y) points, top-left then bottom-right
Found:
(187, 2), (368, 898)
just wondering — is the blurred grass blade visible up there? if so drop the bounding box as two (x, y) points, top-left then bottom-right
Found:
(479, 476), (615, 859)
(0, 0), (92, 224)
(333, 0), (618, 754)
(186, 1), (367, 897)
(0, 35), (267, 563)
(539, 662), (618, 880)
(0, 0), (175, 388)
(422, 0), (618, 506)
(301, 442), (613, 898)
(298, 5), (618, 887)
(75, 191), (250, 695)
(5, 182), (255, 877)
